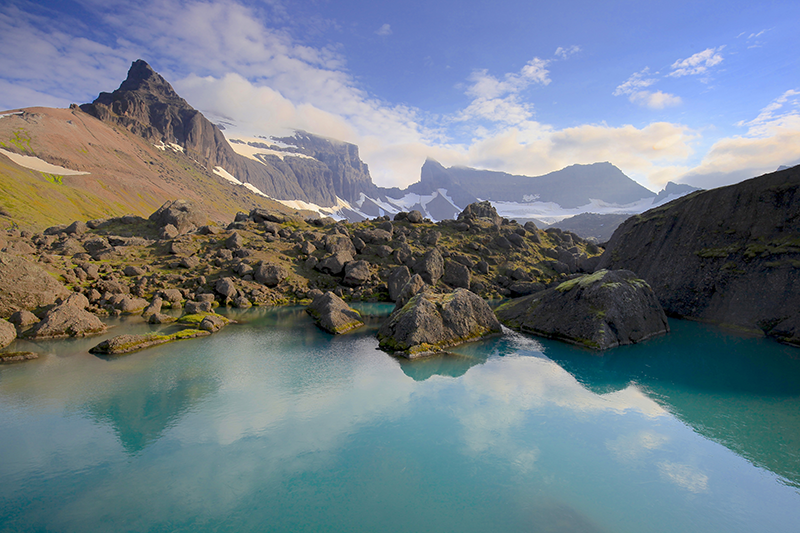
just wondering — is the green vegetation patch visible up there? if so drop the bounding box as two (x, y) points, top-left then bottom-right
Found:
(556, 269), (608, 292)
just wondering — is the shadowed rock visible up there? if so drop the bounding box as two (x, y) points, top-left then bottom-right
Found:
(388, 266), (411, 302)
(496, 269), (669, 350)
(149, 199), (208, 234)
(413, 248), (444, 285)
(377, 288), (502, 359)
(306, 292), (364, 334)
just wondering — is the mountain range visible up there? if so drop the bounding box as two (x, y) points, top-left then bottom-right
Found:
(1, 59), (696, 232)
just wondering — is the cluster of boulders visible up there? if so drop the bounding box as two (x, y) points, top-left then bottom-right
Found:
(1, 198), (676, 361)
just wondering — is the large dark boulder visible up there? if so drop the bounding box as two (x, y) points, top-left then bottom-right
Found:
(377, 288), (502, 358)
(412, 248), (444, 285)
(457, 201), (502, 226)
(342, 260), (371, 287)
(387, 266), (411, 302)
(596, 166), (800, 346)
(149, 199), (208, 234)
(306, 292), (364, 334)
(0, 252), (70, 318)
(443, 260), (471, 289)
(254, 263), (289, 287)
(496, 269), (669, 350)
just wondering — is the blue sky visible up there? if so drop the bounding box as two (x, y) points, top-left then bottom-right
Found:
(1, 0), (798, 191)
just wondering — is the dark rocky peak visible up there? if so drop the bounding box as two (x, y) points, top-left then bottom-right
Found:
(654, 181), (701, 203)
(90, 59), (189, 110)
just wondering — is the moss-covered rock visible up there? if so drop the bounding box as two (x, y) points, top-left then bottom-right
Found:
(89, 329), (211, 355)
(377, 288), (501, 358)
(306, 291), (364, 334)
(496, 269), (668, 350)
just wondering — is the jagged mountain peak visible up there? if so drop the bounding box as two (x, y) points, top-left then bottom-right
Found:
(94, 59), (188, 108)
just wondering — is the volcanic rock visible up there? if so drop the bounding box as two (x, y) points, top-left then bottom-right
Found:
(377, 288), (502, 358)
(0, 252), (70, 318)
(496, 269), (669, 350)
(0, 319), (16, 349)
(24, 303), (107, 339)
(306, 292), (364, 334)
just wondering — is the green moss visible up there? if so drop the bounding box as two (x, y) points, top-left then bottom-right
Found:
(696, 244), (741, 258)
(556, 270), (608, 292)
(177, 312), (229, 325)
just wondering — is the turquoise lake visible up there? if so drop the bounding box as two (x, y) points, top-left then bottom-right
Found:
(1, 305), (799, 532)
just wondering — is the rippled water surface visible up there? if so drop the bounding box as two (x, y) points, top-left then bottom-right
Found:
(1, 307), (799, 532)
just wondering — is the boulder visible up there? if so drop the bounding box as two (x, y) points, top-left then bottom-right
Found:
(185, 301), (213, 314)
(0, 352), (38, 364)
(395, 274), (427, 309)
(24, 303), (107, 339)
(9, 310), (39, 330)
(215, 277), (237, 299)
(148, 312), (177, 324)
(0, 318), (16, 349)
(496, 269), (669, 350)
(225, 232), (244, 250)
(324, 234), (356, 256)
(457, 201), (502, 226)
(443, 260), (471, 289)
(254, 263), (289, 287)
(412, 248), (444, 285)
(377, 288), (502, 358)
(343, 260), (371, 287)
(387, 266), (412, 302)
(316, 251), (353, 276)
(406, 210), (424, 223)
(169, 238), (199, 256)
(149, 199), (207, 234)
(306, 292), (364, 334)
(123, 265), (146, 277)
(115, 296), (150, 314)
(0, 252), (70, 318)
(200, 314), (227, 333)
(142, 297), (163, 318)
(159, 289), (183, 305)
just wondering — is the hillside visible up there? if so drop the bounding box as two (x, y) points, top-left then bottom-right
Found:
(597, 165), (800, 345)
(0, 106), (300, 231)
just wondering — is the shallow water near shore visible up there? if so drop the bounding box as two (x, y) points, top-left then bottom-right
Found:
(1, 307), (799, 532)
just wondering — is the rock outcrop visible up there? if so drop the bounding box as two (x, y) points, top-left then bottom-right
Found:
(0, 252), (70, 317)
(306, 292), (364, 334)
(24, 302), (107, 339)
(89, 329), (211, 355)
(377, 288), (502, 358)
(496, 270), (669, 350)
(596, 166), (800, 346)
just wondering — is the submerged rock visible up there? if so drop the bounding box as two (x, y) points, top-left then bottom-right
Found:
(306, 291), (364, 334)
(89, 329), (211, 355)
(495, 269), (669, 350)
(0, 352), (38, 364)
(377, 288), (502, 359)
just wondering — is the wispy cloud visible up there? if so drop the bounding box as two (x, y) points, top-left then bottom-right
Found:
(375, 23), (392, 36)
(614, 69), (681, 109)
(457, 58), (550, 125)
(554, 45), (581, 59)
(668, 46), (724, 78)
(737, 88), (800, 135)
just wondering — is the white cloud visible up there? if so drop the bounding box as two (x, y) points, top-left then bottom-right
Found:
(456, 58), (550, 125)
(614, 69), (681, 110)
(554, 45), (581, 59)
(375, 23), (392, 36)
(630, 90), (682, 109)
(668, 46), (724, 77)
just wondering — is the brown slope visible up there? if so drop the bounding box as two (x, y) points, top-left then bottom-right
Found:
(596, 165), (800, 345)
(0, 106), (303, 231)
(79, 60), (365, 207)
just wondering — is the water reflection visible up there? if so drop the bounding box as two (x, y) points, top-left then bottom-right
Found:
(541, 320), (800, 488)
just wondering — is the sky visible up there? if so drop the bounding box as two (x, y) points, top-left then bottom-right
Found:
(0, 0), (798, 192)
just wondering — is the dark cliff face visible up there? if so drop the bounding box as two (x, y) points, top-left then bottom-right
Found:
(80, 60), (377, 207)
(597, 166), (800, 345)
